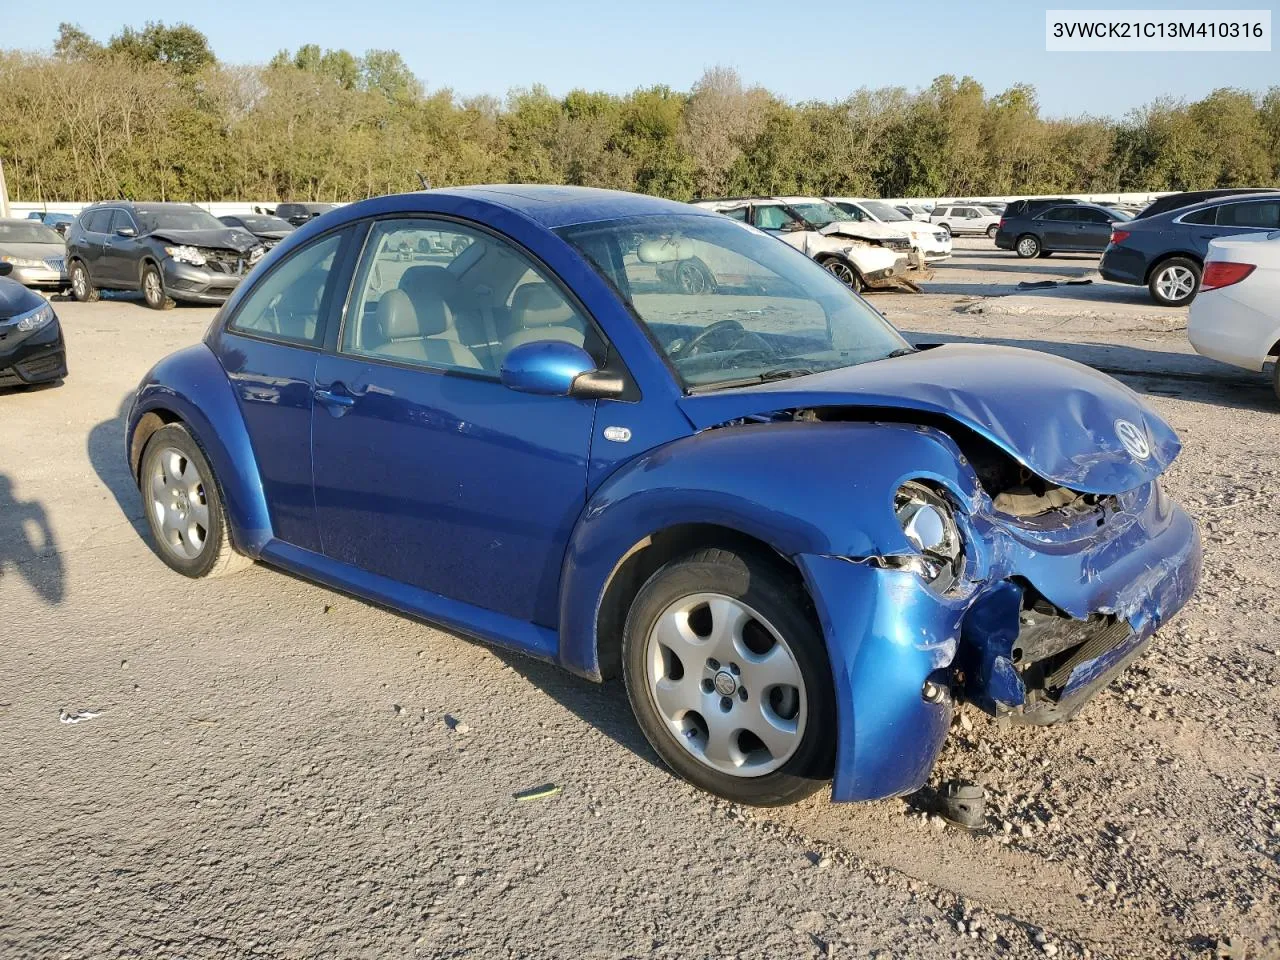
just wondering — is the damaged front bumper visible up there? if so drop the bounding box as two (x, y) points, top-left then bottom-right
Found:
(797, 480), (1201, 803)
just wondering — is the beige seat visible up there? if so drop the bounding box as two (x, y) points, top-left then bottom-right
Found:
(499, 283), (585, 362)
(371, 288), (482, 369)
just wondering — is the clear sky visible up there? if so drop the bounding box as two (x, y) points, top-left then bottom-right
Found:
(4, 0), (1277, 117)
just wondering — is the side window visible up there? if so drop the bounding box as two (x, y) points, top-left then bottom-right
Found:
(1079, 208), (1111, 224)
(753, 206), (798, 231)
(228, 231), (343, 346)
(1217, 201), (1280, 229)
(841, 205), (869, 222)
(81, 209), (111, 233)
(1182, 207), (1217, 225)
(109, 210), (137, 234)
(339, 218), (592, 375)
(1039, 206), (1073, 221)
(933, 207), (950, 219)
(720, 206), (749, 222)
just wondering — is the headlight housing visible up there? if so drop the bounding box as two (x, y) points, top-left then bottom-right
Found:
(4, 301), (56, 334)
(893, 481), (965, 593)
(164, 245), (207, 266)
(0, 255), (45, 268)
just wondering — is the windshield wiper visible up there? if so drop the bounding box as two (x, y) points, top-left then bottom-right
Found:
(758, 366), (818, 381)
(885, 347), (916, 359)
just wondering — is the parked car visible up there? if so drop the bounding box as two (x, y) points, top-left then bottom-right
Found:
(694, 197), (908, 292)
(826, 197), (952, 262)
(995, 203), (1131, 259)
(0, 262), (66, 388)
(0, 219), (69, 292)
(66, 202), (265, 310)
(1134, 188), (1280, 221)
(218, 214), (295, 249)
(895, 204), (932, 222)
(1187, 231), (1280, 399)
(1100, 194), (1280, 306)
(274, 202), (338, 227)
(126, 186), (1200, 807)
(928, 204), (1002, 237)
(26, 211), (76, 236)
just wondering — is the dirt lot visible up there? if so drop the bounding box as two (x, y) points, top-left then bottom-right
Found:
(3, 239), (1277, 959)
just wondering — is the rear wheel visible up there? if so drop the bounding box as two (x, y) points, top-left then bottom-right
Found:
(1148, 257), (1200, 306)
(821, 258), (863, 292)
(140, 424), (249, 578)
(1015, 234), (1041, 258)
(622, 547), (836, 806)
(69, 260), (99, 303)
(142, 263), (175, 310)
(986, 224), (998, 239)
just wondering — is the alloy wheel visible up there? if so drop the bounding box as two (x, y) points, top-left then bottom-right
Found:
(1017, 237), (1039, 257)
(644, 593), (807, 777)
(149, 446), (210, 560)
(823, 259), (859, 291)
(71, 265), (86, 299)
(144, 269), (164, 306)
(1156, 265), (1196, 302)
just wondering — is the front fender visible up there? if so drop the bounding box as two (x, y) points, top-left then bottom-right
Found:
(127, 343), (272, 554)
(557, 421), (980, 678)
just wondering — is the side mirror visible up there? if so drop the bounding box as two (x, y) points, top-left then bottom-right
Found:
(500, 340), (624, 399)
(0, 262), (12, 277)
(115, 226), (137, 238)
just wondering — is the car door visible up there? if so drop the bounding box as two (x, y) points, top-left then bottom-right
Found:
(1035, 207), (1075, 249)
(101, 209), (142, 286)
(1075, 207), (1115, 252)
(215, 227), (355, 553)
(75, 209), (112, 282)
(310, 216), (600, 628)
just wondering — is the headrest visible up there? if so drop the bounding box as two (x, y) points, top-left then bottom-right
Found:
(399, 265), (462, 303)
(375, 289), (420, 340)
(511, 283), (578, 329)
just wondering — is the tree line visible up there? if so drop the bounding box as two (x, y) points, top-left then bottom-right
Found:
(2, 21), (1278, 204)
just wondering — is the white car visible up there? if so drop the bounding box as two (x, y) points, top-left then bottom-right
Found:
(826, 197), (952, 262)
(929, 204), (1003, 238)
(693, 198), (909, 292)
(1188, 231), (1280, 400)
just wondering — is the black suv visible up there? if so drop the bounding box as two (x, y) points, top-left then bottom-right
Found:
(274, 202), (337, 227)
(66, 203), (264, 310)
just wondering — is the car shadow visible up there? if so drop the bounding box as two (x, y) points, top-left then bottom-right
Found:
(87, 394), (147, 535)
(0, 472), (65, 605)
(906, 330), (1276, 412)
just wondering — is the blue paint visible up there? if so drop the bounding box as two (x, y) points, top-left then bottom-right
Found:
(126, 186), (1203, 804)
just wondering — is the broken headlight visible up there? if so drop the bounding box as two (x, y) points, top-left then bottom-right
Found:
(164, 245), (207, 266)
(893, 481), (965, 593)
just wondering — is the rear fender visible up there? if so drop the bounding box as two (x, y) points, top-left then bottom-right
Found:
(557, 421), (980, 678)
(127, 343), (272, 554)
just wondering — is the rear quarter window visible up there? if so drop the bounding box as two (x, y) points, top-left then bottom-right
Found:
(1181, 207), (1217, 225)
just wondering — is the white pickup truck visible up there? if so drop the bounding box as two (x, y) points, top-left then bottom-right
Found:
(692, 197), (913, 292)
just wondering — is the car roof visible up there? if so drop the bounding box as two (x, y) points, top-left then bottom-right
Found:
(338, 185), (715, 230)
(1149, 190), (1280, 219)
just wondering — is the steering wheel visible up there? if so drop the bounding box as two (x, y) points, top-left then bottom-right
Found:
(671, 318), (749, 360)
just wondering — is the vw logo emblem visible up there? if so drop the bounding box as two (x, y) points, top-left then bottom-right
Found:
(1114, 419), (1151, 461)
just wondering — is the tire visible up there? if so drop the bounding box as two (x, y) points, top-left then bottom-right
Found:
(1271, 361), (1280, 406)
(821, 257), (863, 293)
(69, 260), (99, 303)
(938, 223), (952, 237)
(1148, 257), (1200, 307)
(1015, 234), (1041, 259)
(622, 547), (836, 807)
(140, 423), (250, 578)
(142, 263), (175, 310)
(986, 224), (998, 239)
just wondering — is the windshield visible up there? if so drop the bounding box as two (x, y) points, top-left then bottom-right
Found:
(788, 202), (852, 228)
(862, 200), (910, 222)
(238, 215), (293, 232)
(0, 222), (63, 244)
(136, 207), (225, 232)
(559, 214), (910, 391)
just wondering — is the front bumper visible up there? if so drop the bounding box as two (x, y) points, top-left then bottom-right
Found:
(9, 262), (68, 290)
(798, 481), (1201, 803)
(161, 260), (246, 304)
(862, 257), (911, 289)
(912, 234), (952, 261)
(0, 320), (67, 387)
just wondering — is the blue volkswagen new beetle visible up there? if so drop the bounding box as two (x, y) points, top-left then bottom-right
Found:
(126, 186), (1201, 806)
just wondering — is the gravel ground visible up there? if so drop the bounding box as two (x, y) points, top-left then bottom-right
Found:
(2, 241), (1277, 959)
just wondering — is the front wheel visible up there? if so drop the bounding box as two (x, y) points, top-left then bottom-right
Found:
(1148, 257), (1200, 306)
(821, 258), (863, 292)
(622, 547), (836, 806)
(142, 263), (175, 310)
(1015, 234), (1041, 258)
(140, 424), (249, 578)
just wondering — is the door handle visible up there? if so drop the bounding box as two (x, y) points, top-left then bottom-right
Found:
(314, 385), (356, 414)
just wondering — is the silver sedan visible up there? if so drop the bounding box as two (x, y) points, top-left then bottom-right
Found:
(0, 219), (69, 291)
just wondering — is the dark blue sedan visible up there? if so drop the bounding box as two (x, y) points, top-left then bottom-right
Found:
(1101, 192), (1280, 305)
(126, 186), (1201, 806)
(994, 203), (1130, 259)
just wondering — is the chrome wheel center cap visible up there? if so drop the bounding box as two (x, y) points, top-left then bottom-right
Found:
(713, 670), (738, 697)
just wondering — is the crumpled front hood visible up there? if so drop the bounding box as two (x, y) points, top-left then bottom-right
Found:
(149, 228), (260, 252)
(819, 220), (910, 242)
(678, 344), (1180, 494)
